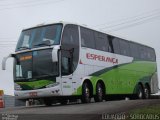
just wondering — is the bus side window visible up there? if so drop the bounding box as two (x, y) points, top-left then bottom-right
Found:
(147, 48), (156, 61)
(152, 49), (156, 61)
(139, 46), (147, 60)
(61, 56), (71, 75)
(119, 39), (131, 56)
(61, 24), (79, 75)
(145, 47), (155, 61)
(80, 27), (95, 49)
(94, 32), (109, 52)
(130, 42), (140, 59)
(112, 37), (121, 54)
(62, 25), (79, 46)
(108, 36), (114, 53)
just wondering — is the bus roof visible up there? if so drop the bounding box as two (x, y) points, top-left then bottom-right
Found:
(23, 21), (154, 50)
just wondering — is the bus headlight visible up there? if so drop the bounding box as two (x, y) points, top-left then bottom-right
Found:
(14, 83), (22, 91)
(46, 82), (59, 88)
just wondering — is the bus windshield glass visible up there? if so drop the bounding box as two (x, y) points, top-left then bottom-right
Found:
(16, 24), (62, 51)
(14, 49), (59, 81)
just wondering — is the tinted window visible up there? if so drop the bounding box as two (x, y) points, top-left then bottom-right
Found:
(14, 49), (59, 81)
(61, 50), (72, 75)
(130, 42), (140, 58)
(139, 46), (148, 60)
(119, 40), (130, 56)
(112, 37), (120, 54)
(80, 27), (95, 48)
(42, 25), (61, 45)
(147, 48), (156, 61)
(94, 32), (109, 51)
(16, 30), (33, 49)
(33, 49), (58, 78)
(15, 52), (32, 80)
(16, 24), (62, 51)
(108, 36), (114, 53)
(32, 28), (43, 47)
(61, 24), (79, 75)
(62, 25), (79, 46)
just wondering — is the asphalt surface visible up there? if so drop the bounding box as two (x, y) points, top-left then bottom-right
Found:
(0, 99), (160, 120)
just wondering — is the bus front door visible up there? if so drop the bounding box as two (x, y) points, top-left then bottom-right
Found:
(61, 50), (73, 95)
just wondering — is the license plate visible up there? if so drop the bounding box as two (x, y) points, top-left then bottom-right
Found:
(29, 92), (37, 97)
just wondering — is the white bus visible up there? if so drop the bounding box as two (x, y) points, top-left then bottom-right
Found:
(2, 22), (159, 105)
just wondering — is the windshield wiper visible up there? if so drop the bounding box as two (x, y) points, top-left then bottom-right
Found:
(34, 43), (51, 47)
(18, 46), (30, 50)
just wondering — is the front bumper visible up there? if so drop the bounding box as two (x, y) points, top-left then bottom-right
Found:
(14, 85), (61, 99)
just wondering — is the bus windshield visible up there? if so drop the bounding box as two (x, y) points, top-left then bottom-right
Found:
(14, 49), (59, 81)
(16, 24), (62, 51)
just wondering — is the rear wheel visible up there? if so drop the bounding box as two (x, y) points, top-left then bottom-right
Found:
(94, 82), (104, 102)
(144, 85), (150, 99)
(137, 84), (144, 99)
(81, 82), (91, 103)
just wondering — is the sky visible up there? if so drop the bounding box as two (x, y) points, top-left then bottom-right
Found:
(0, 0), (160, 95)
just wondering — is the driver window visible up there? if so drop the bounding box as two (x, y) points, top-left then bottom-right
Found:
(61, 57), (71, 75)
(61, 24), (79, 76)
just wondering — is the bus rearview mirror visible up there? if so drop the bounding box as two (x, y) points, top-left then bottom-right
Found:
(2, 54), (15, 70)
(52, 48), (59, 62)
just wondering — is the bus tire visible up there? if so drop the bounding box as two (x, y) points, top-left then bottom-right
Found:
(144, 85), (150, 99)
(94, 82), (104, 102)
(81, 82), (91, 103)
(44, 98), (52, 106)
(137, 84), (144, 99)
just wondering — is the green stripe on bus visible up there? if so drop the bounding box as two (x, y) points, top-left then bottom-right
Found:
(74, 61), (156, 95)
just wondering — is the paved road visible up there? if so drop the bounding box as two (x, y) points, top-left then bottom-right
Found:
(0, 99), (160, 120)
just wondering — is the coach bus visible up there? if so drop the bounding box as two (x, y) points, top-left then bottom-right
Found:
(2, 22), (159, 105)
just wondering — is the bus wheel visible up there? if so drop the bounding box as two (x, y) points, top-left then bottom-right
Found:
(137, 84), (144, 99)
(144, 85), (150, 99)
(94, 82), (104, 102)
(81, 82), (91, 103)
(44, 98), (52, 106)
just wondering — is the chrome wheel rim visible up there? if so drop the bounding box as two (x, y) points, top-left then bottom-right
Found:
(144, 88), (149, 98)
(98, 86), (103, 99)
(85, 87), (90, 98)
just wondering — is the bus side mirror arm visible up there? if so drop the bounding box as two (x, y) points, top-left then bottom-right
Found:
(52, 46), (60, 62)
(2, 54), (15, 70)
